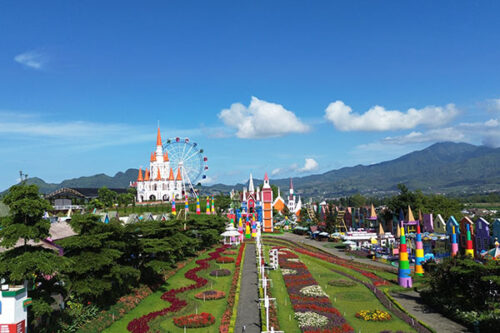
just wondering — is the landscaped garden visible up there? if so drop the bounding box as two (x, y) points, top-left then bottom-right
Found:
(262, 238), (432, 333)
(104, 243), (245, 333)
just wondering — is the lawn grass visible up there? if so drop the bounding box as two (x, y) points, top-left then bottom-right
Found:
(323, 242), (346, 249)
(104, 248), (238, 333)
(298, 252), (416, 333)
(264, 245), (300, 332)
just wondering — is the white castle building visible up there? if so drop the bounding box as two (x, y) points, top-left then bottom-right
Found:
(132, 127), (184, 202)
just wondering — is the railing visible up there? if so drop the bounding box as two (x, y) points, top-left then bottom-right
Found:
(53, 205), (82, 210)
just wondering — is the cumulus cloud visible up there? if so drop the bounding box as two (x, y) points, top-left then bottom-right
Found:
(298, 158), (319, 172)
(324, 100), (458, 131)
(14, 50), (47, 70)
(485, 99), (500, 113)
(218, 97), (310, 138)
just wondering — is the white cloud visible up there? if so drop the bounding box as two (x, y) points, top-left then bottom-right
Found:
(364, 118), (500, 148)
(324, 100), (458, 131)
(218, 96), (310, 138)
(485, 99), (500, 113)
(199, 176), (216, 185)
(271, 168), (282, 176)
(298, 158), (319, 172)
(14, 50), (47, 70)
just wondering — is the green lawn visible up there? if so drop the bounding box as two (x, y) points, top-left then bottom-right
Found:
(298, 253), (416, 332)
(264, 245), (300, 332)
(104, 248), (239, 333)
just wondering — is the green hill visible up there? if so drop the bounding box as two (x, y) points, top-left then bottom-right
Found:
(8, 142), (500, 197)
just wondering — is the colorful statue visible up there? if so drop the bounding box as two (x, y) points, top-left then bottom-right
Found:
(398, 222), (412, 288)
(196, 196), (201, 215)
(451, 226), (459, 256)
(415, 223), (424, 276)
(185, 195), (189, 215)
(211, 195), (215, 214)
(465, 224), (474, 257)
(206, 196), (211, 215)
(171, 198), (176, 216)
(245, 221), (251, 239)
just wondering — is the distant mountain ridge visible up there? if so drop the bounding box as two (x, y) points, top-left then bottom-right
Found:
(13, 142), (500, 197)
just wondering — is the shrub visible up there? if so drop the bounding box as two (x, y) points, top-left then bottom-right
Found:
(328, 279), (356, 287)
(173, 312), (215, 328)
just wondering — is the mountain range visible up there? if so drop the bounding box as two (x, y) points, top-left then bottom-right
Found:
(15, 142), (500, 198)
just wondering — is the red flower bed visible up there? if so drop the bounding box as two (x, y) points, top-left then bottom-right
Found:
(276, 247), (354, 333)
(194, 290), (226, 300)
(223, 250), (237, 255)
(173, 312), (215, 328)
(219, 243), (245, 333)
(127, 246), (228, 333)
(216, 256), (235, 263)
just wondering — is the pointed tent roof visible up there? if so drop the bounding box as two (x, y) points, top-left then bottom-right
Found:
(156, 168), (162, 180)
(248, 173), (255, 193)
(163, 152), (169, 162)
(150, 152), (156, 162)
(418, 209), (423, 222)
(378, 222), (385, 235)
(369, 204), (377, 218)
(168, 168), (175, 180)
(144, 168), (150, 181)
(406, 205), (416, 222)
(137, 168), (143, 182)
(156, 127), (162, 146)
(176, 168), (182, 181)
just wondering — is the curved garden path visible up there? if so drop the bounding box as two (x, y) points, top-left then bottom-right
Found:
(127, 246), (227, 333)
(270, 233), (469, 333)
(234, 243), (261, 333)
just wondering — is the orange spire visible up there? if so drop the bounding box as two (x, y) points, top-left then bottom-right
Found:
(137, 168), (143, 182)
(144, 168), (150, 181)
(156, 167), (162, 180)
(150, 152), (156, 162)
(176, 168), (182, 181)
(168, 168), (175, 180)
(156, 127), (162, 146)
(163, 152), (169, 162)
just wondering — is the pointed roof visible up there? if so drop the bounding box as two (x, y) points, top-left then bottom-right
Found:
(378, 222), (385, 235)
(176, 168), (182, 181)
(163, 152), (169, 162)
(369, 204), (377, 218)
(137, 168), (143, 182)
(156, 127), (162, 146)
(168, 168), (175, 180)
(151, 152), (156, 162)
(264, 172), (269, 181)
(144, 168), (150, 181)
(156, 168), (162, 180)
(248, 173), (255, 193)
(406, 205), (416, 222)
(262, 172), (271, 189)
(418, 209), (423, 222)
(290, 177), (294, 190)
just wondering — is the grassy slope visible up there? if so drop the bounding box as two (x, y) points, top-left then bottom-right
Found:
(104, 249), (237, 333)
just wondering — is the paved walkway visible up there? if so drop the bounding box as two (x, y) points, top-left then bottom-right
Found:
(235, 243), (261, 333)
(269, 233), (469, 333)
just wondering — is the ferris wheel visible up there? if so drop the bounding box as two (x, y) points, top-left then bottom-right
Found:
(164, 137), (208, 194)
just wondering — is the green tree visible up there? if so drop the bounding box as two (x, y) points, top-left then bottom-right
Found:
(214, 194), (231, 213)
(97, 187), (117, 208)
(57, 214), (140, 305)
(0, 184), (67, 325)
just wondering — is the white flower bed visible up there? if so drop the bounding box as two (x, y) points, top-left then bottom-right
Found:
(294, 311), (329, 328)
(281, 269), (297, 275)
(300, 285), (328, 297)
(287, 258), (300, 262)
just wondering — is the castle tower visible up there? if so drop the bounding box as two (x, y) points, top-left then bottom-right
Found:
(262, 172), (274, 233)
(415, 223), (424, 276)
(287, 178), (296, 213)
(398, 222), (413, 288)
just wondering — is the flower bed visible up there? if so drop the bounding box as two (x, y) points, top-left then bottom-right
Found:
(281, 268), (297, 275)
(276, 247), (354, 333)
(223, 250), (237, 255)
(328, 279), (356, 287)
(210, 269), (231, 277)
(173, 312), (215, 328)
(219, 243), (245, 333)
(127, 246), (228, 333)
(194, 290), (226, 300)
(355, 310), (392, 321)
(216, 256), (235, 263)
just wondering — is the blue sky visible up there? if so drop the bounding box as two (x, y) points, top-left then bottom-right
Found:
(1, 1), (499, 190)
